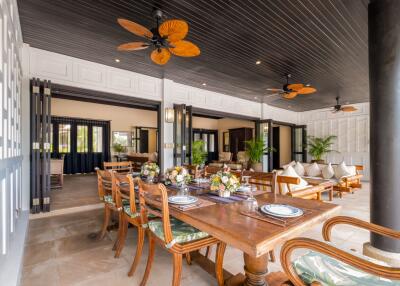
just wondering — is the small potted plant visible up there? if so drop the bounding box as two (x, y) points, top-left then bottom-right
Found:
(192, 140), (207, 168)
(141, 162), (160, 183)
(307, 135), (338, 163)
(165, 166), (192, 188)
(113, 142), (125, 155)
(210, 170), (240, 197)
(245, 138), (275, 172)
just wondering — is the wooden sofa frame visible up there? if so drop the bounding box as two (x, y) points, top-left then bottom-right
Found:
(333, 164), (363, 198)
(277, 175), (325, 200)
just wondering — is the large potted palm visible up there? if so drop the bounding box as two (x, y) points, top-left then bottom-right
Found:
(307, 135), (337, 163)
(245, 138), (273, 172)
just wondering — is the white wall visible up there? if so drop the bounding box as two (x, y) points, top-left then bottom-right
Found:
(299, 102), (370, 180)
(0, 0), (28, 285)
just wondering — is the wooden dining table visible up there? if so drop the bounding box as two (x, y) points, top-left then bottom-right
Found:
(146, 184), (342, 286)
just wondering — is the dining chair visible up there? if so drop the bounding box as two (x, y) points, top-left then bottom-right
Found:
(137, 180), (227, 286)
(114, 172), (153, 276)
(204, 165), (222, 177)
(242, 170), (275, 192)
(104, 161), (133, 173)
(184, 164), (203, 178)
(280, 216), (400, 286)
(95, 168), (120, 242)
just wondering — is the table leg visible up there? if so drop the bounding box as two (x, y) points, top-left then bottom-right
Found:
(243, 253), (269, 286)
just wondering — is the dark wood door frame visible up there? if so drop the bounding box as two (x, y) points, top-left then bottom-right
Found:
(50, 84), (162, 169)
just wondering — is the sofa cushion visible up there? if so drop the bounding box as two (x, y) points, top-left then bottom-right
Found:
(283, 160), (296, 169)
(334, 162), (352, 179)
(306, 162), (322, 177)
(322, 163), (335, 179)
(219, 152), (232, 162)
(237, 151), (249, 163)
(148, 217), (209, 245)
(293, 250), (400, 286)
(280, 166), (309, 194)
(294, 161), (305, 176)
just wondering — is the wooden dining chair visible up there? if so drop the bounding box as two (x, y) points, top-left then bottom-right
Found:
(104, 161), (133, 173)
(242, 170), (275, 192)
(204, 165), (222, 177)
(137, 180), (227, 286)
(184, 164), (203, 178)
(95, 168), (120, 243)
(114, 173), (153, 276)
(280, 216), (400, 286)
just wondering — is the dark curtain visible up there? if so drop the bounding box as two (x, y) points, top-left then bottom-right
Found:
(51, 116), (110, 174)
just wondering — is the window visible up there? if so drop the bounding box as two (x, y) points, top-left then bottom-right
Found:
(112, 131), (129, 147)
(58, 124), (71, 153)
(92, 126), (103, 153)
(77, 125), (88, 153)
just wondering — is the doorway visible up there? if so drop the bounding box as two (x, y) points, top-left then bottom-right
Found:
(193, 129), (218, 163)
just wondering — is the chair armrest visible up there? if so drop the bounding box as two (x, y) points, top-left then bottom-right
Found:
(342, 174), (363, 182)
(322, 216), (400, 242)
(289, 185), (323, 198)
(280, 237), (400, 286)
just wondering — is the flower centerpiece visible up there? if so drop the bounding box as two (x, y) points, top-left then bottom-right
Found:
(141, 162), (160, 182)
(210, 170), (240, 197)
(165, 166), (192, 187)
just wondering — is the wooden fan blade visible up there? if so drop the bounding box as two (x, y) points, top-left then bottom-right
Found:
(117, 42), (149, 51)
(298, 87), (317, 94)
(267, 88), (283, 92)
(287, 83), (304, 91)
(341, 106), (357, 112)
(169, 40), (200, 57)
(159, 19), (188, 42)
(151, 48), (171, 65)
(283, 92), (298, 99)
(117, 18), (153, 39)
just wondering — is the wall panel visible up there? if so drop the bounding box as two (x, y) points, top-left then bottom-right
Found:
(299, 102), (370, 180)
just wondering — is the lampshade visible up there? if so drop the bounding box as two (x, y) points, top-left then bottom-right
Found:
(165, 108), (175, 123)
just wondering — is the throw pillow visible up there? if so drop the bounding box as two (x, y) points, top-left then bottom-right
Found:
(294, 161), (305, 176)
(280, 166), (309, 194)
(283, 160), (296, 170)
(322, 163), (335, 179)
(334, 161), (351, 179)
(306, 162), (322, 177)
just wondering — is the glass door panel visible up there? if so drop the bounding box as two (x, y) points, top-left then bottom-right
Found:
(173, 104), (192, 166)
(292, 125), (307, 162)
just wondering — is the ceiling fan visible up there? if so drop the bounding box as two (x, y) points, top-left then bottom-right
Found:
(266, 74), (317, 99)
(117, 9), (200, 65)
(332, 96), (357, 113)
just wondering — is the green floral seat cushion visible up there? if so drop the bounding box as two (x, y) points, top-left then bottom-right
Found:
(123, 204), (157, 219)
(103, 195), (129, 207)
(293, 251), (400, 286)
(148, 217), (209, 244)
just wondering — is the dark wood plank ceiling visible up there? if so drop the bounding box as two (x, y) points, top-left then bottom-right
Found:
(17, 0), (369, 111)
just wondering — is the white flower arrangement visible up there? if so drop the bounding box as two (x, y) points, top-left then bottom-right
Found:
(165, 166), (192, 186)
(141, 162), (160, 179)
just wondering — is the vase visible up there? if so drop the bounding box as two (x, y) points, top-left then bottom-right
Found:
(251, 162), (263, 172)
(218, 189), (231, 198)
(146, 176), (154, 183)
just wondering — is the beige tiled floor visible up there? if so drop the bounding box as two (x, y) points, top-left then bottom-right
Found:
(21, 184), (370, 286)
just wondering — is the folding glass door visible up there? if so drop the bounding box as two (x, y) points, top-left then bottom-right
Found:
(292, 125), (307, 163)
(193, 129), (218, 163)
(173, 104), (192, 166)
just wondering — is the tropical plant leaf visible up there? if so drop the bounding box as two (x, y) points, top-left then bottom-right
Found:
(306, 135), (338, 161)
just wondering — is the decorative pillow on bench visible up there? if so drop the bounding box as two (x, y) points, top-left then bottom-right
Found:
(280, 166), (309, 194)
(306, 162), (322, 177)
(322, 163), (335, 179)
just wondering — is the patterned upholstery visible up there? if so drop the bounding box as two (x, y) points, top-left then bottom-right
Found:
(148, 217), (209, 244)
(103, 195), (129, 207)
(123, 204), (140, 218)
(293, 251), (400, 286)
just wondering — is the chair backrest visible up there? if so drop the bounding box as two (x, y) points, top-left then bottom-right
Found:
(114, 172), (137, 215)
(218, 152), (232, 162)
(127, 156), (149, 172)
(184, 164), (203, 178)
(137, 180), (174, 245)
(95, 168), (113, 199)
(230, 169), (243, 181)
(204, 165), (222, 177)
(242, 170), (275, 192)
(276, 175), (300, 195)
(103, 161), (133, 173)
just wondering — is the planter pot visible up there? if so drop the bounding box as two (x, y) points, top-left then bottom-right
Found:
(218, 190), (231, 198)
(311, 160), (325, 164)
(251, 162), (263, 172)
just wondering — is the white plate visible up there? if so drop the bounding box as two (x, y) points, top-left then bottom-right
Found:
(168, 196), (198, 205)
(260, 204), (303, 218)
(193, 178), (210, 183)
(237, 186), (251, 192)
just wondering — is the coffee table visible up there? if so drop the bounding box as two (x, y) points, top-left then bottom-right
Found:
(304, 177), (334, 201)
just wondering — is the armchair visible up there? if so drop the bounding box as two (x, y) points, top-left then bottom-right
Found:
(277, 175), (325, 200)
(280, 216), (400, 285)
